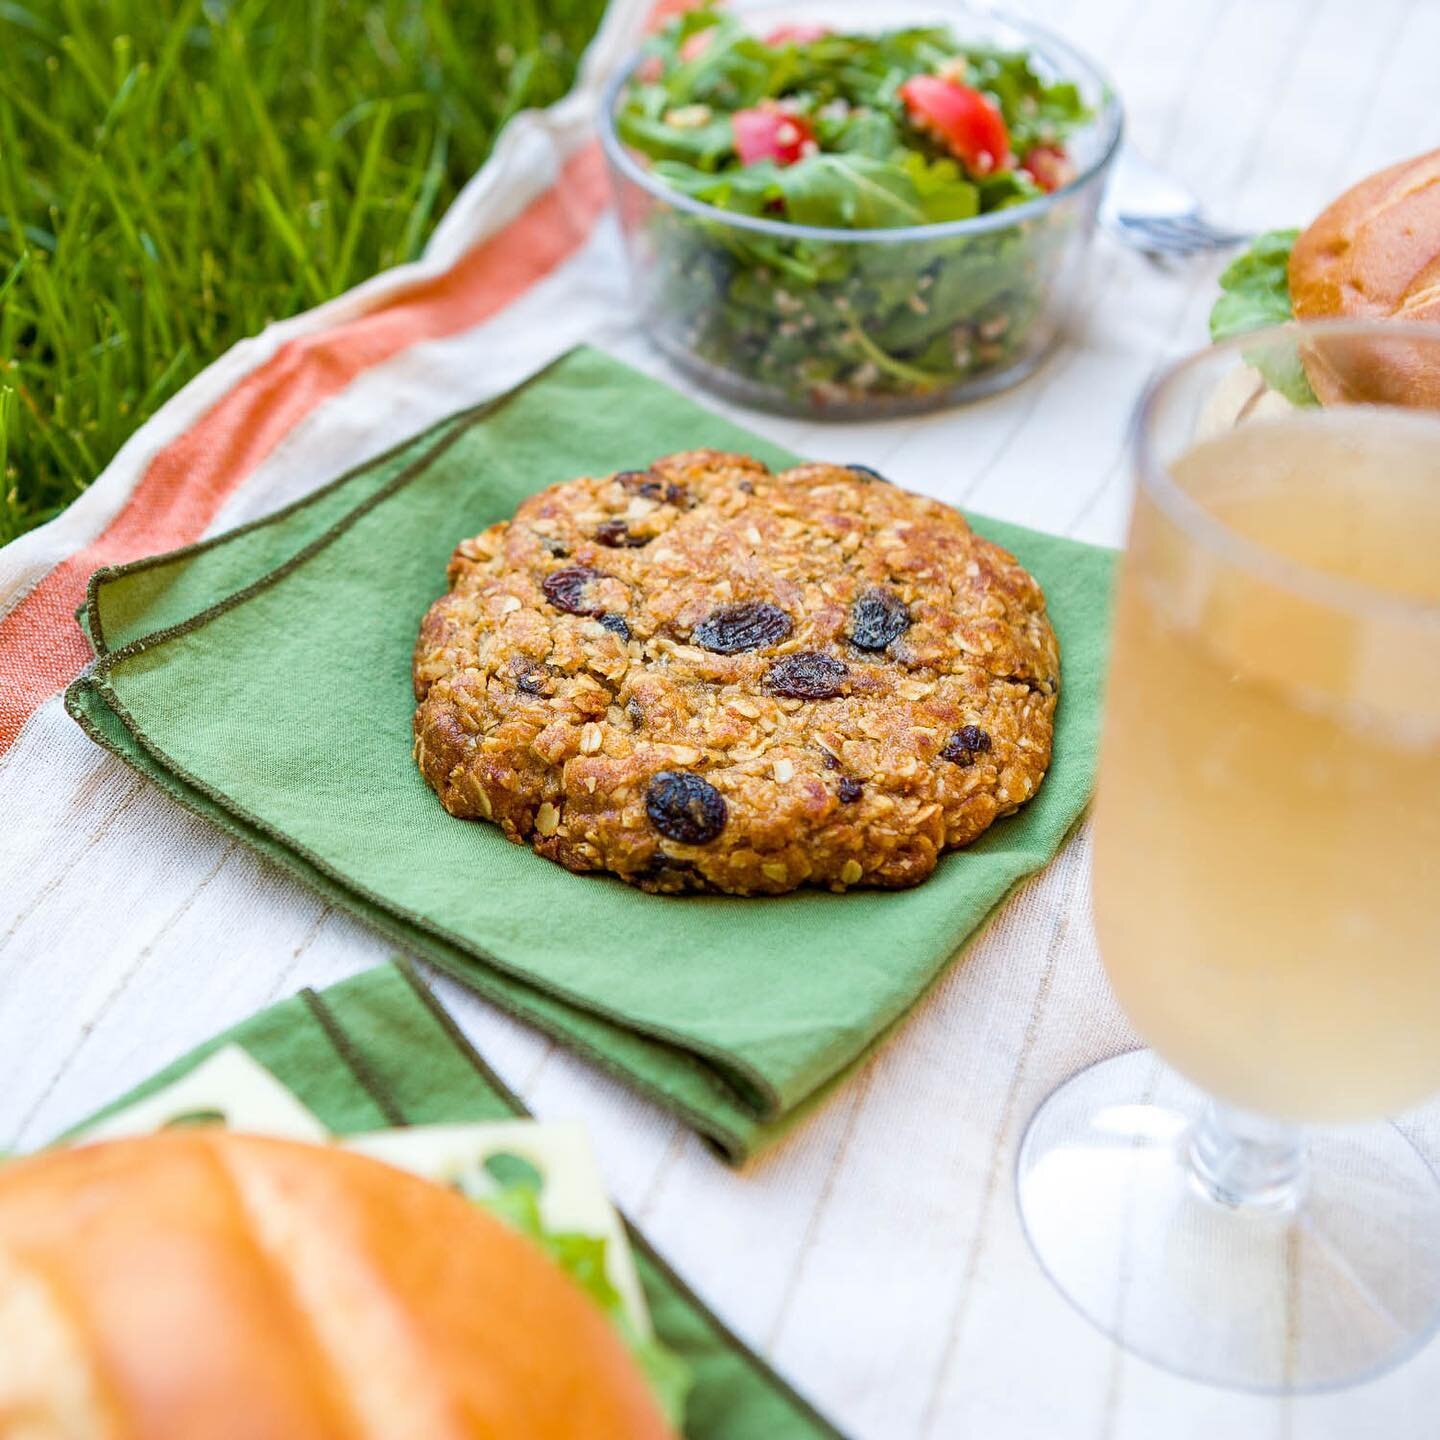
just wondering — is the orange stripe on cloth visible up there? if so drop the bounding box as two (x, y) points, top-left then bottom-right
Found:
(0, 142), (610, 753)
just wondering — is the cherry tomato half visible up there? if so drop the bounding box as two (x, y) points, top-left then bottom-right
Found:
(1020, 144), (1075, 193)
(732, 104), (817, 167)
(898, 75), (1012, 176)
(764, 23), (831, 45)
(678, 28), (715, 62)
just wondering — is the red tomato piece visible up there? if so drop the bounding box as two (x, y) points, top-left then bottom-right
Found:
(764, 23), (831, 45)
(636, 54), (664, 84)
(732, 104), (817, 166)
(679, 29), (715, 62)
(1020, 144), (1076, 193)
(898, 75), (1013, 175)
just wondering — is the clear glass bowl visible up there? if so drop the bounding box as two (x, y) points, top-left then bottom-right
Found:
(599, 0), (1122, 420)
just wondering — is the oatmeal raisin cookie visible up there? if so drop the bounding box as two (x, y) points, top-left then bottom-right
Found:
(412, 451), (1058, 895)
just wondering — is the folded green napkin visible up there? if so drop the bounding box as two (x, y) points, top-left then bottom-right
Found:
(68, 346), (1113, 1161)
(65, 962), (841, 1439)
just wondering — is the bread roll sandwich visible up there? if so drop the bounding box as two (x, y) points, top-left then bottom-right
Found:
(0, 1131), (677, 1439)
(1209, 147), (1440, 411)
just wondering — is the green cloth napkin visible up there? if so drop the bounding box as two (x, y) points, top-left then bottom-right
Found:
(65, 961), (842, 1440)
(67, 346), (1114, 1161)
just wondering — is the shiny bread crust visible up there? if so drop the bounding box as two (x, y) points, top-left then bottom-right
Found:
(1290, 148), (1440, 405)
(0, 1133), (673, 1440)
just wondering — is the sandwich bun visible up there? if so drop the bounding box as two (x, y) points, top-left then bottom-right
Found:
(0, 1131), (674, 1440)
(1288, 148), (1440, 406)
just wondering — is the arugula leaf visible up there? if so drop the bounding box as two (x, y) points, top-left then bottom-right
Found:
(615, 105), (734, 169)
(657, 148), (979, 230)
(777, 153), (925, 228)
(1209, 229), (1317, 406)
(650, 159), (781, 217)
(899, 153), (980, 224)
(821, 107), (902, 159)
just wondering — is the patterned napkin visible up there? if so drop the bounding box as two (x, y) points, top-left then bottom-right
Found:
(65, 961), (843, 1439)
(68, 346), (1114, 1161)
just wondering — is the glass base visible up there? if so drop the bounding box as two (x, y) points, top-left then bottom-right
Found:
(1016, 1051), (1440, 1392)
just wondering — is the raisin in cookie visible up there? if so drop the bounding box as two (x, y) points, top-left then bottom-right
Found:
(413, 451), (1058, 895)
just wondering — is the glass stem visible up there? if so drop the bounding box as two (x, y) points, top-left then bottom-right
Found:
(1185, 1100), (1308, 1213)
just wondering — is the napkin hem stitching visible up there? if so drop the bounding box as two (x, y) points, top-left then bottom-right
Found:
(94, 658), (785, 1123)
(81, 348), (588, 657)
(72, 357), (790, 1126)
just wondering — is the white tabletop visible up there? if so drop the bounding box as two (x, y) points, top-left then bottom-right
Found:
(3, 0), (1438, 1435)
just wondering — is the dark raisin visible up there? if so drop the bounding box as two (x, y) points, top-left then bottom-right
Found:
(959, 724), (991, 752)
(510, 658), (553, 696)
(692, 601), (793, 655)
(847, 586), (911, 651)
(536, 535), (569, 557)
(594, 520), (649, 548)
(645, 771), (727, 845)
(838, 777), (863, 804)
(847, 464), (889, 482)
(618, 469), (689, 508)
(626, 697), (645, 728)
(821, 751), (841, 770)
(599, 612), (631, 641)
(643, 854), (699, 884)
(941, 725), (993, 766)
(542, 565), (606, 616)
(764, 652), (849, 700)
(738, 479), (755, 494)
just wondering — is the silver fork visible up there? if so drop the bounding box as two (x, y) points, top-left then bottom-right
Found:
(1101, 145), (1253, 259)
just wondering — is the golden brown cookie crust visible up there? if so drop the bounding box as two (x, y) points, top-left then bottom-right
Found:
(413, 451), (1059, 895)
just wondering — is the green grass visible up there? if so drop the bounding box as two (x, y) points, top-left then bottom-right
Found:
(0, 0), (609, 547)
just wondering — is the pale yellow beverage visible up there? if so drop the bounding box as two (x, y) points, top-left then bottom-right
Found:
(1093, 407), (1440, 1122)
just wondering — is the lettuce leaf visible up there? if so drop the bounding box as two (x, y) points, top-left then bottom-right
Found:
(1209, 229), (1296, 339)
(476, 1164), (693, 1427)
(1209, 230), (1317, 405)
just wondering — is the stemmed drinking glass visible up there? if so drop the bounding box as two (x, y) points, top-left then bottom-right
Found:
(1016, 320), (1440, 1391)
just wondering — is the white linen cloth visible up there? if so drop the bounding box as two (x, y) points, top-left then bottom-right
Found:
(1, 1), (1436, 1435)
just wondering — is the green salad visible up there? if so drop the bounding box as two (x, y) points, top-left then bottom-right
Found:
(609, 3), (1099, 412)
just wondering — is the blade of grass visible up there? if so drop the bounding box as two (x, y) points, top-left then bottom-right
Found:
(399, 124), (449, 262)
(252, 175), (332, 307)
(330, 98), (392, 292)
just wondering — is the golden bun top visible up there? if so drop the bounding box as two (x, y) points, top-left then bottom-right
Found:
(1289, 148), (1440, 406)
(0, 1131), (674, 1440)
